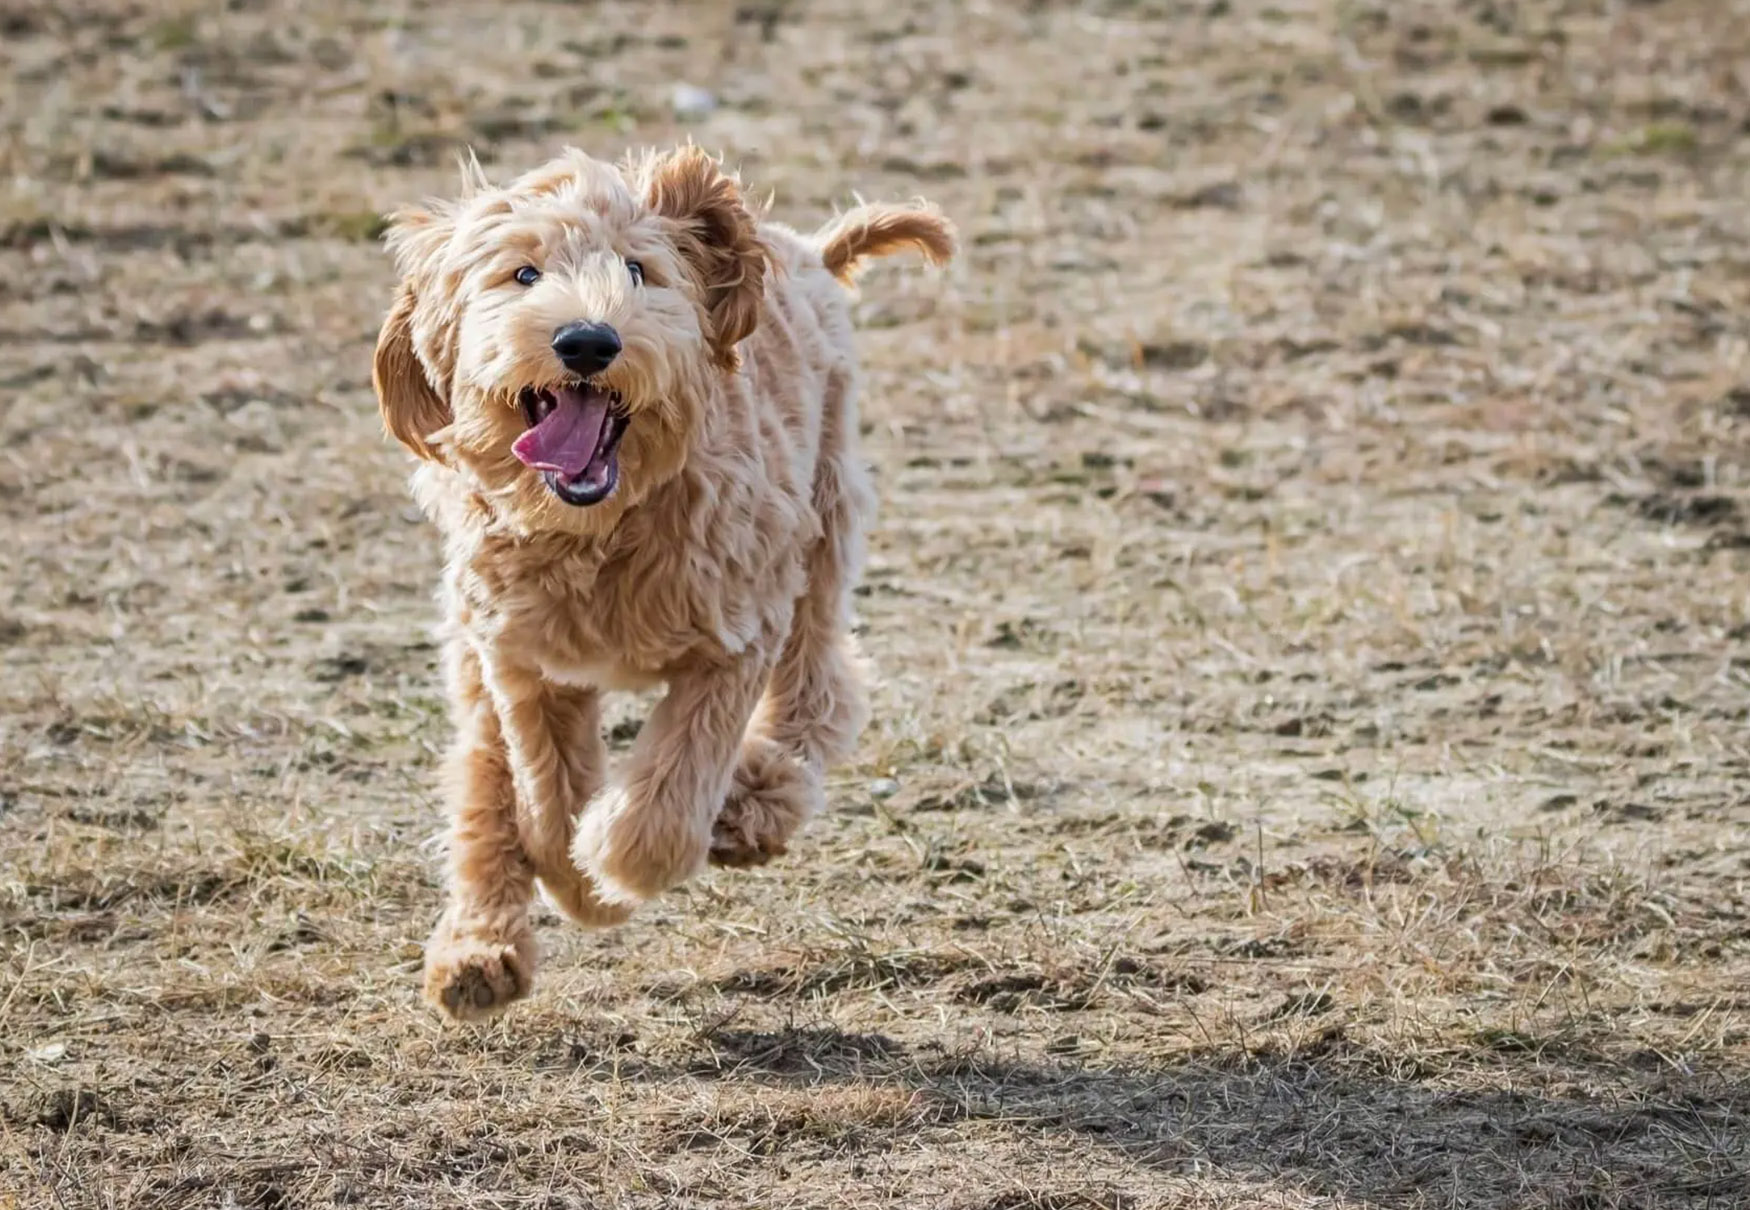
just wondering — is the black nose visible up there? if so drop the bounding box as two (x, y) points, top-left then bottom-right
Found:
(551, 322), (621, 376)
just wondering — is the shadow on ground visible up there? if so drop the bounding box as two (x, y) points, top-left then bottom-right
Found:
(685, 1023), (1750, 1208)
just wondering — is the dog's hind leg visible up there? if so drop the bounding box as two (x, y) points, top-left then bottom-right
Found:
(712, 370), (875, 868)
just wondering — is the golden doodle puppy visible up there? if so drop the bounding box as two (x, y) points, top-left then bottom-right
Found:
(371, 145), (953, 1019)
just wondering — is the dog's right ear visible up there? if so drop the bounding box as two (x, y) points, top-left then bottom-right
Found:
(372, 283), (451, 462)
(372, 209), (455, 462)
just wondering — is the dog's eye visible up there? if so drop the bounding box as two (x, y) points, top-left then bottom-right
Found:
(626, 260), (644, 287)
(514, 266), (541, 287)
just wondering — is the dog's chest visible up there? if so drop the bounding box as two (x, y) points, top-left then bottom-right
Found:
(493, 544), (781, 679)
(458, 468), (814, 681)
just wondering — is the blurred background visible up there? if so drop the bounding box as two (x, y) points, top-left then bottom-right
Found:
(3, 2), (1749, 1207)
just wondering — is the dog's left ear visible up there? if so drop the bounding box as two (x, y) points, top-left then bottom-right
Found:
(644, 147), (769, 371)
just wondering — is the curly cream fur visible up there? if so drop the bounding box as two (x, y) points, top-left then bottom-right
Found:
(371, 146), (954, 1020)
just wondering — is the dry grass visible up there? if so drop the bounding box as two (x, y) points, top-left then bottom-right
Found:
(5, 0), (1750, 1206)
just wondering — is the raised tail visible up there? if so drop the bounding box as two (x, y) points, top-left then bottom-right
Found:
(815, 202), (955, 284)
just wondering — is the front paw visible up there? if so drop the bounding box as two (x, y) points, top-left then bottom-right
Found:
(571, 784), (709, 905)
(712, 743), (821, 869)
(423, 915), (536, 1022)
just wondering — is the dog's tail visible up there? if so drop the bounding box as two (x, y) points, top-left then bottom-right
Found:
(815, 202), (955, 284)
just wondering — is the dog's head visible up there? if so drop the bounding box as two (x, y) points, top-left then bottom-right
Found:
(372, 146), (769, 532)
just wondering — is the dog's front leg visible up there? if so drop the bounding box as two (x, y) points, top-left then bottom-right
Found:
(422, 638), (540, 1021)
(479, 654), (638, 930)
(571, 654), (772, 904)
(424, 641), (632, 1021)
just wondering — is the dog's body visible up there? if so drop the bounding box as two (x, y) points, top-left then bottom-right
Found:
(371, 147), (951, 1018)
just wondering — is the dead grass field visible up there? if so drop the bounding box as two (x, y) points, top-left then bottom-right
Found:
(4, 0), (1750, 1206)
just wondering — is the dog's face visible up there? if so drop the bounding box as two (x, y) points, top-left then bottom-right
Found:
(372, 147), (768, 533)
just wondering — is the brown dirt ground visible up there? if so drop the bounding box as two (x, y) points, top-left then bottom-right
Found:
(5, 0), (1750, 1206)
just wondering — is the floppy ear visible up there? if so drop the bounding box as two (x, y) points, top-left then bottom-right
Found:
(372, 209), (455, 461)
(644, 146), (769, 371)
(372, 284), (451, 462)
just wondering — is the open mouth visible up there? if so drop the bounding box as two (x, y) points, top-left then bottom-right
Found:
(510, 382), (630, 507)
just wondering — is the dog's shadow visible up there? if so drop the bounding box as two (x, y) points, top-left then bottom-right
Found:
(673, 1023), (1750, 1207)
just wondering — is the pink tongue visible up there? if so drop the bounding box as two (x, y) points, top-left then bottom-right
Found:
(511, 386), (611, 478)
